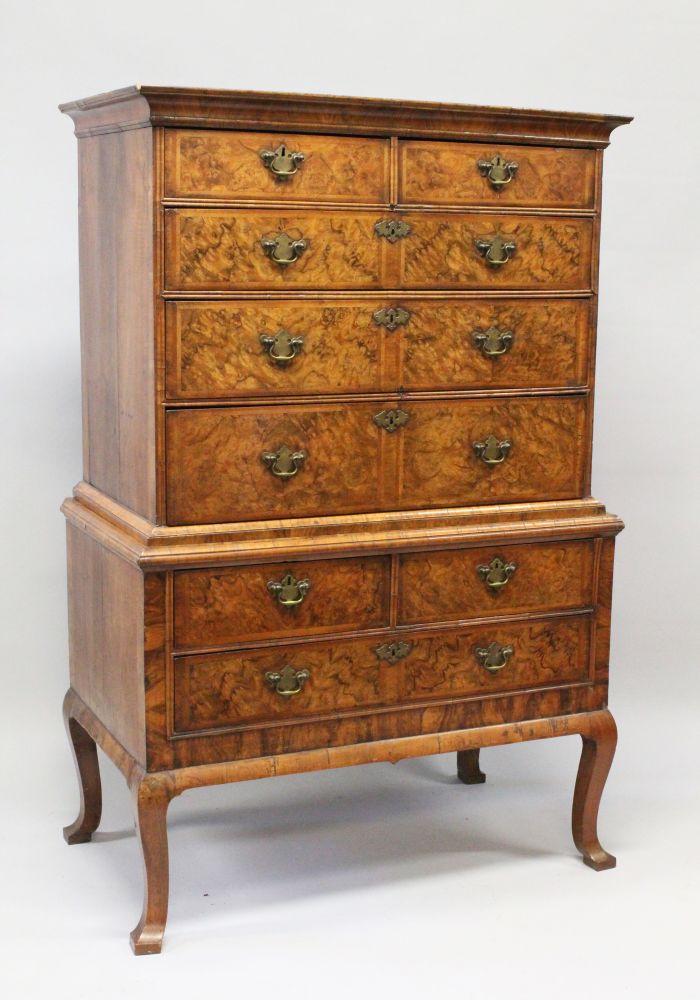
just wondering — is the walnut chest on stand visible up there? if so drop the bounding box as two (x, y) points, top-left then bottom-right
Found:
(59, 87), (630, 953)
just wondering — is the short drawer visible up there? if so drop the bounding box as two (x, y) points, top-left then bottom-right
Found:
(399, 140), (596, 209)
(164, 297), (590, 400)
(173, 556), (391, 651)
(164, 129), (391, 204)
(399, 539), (595, 625)
(165, 395), (588, 525)
(163, 209), (593, 292)
(172, 615), (592, 734)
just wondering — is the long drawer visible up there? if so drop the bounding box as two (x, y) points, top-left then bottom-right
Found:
(173, 614), (592, 734)
(165, 297), (591, 400)
(165, 395), (588, 525)
(172, 539), (594, 651)
(163, 209), (594, 291)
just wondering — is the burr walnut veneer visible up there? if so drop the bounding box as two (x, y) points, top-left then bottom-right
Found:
(60, 86), (630, 954)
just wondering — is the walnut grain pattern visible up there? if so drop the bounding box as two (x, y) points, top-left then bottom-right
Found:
(165, 402), (387, 525)
(399, 214), (593, 290)
(402, 617), (589, 699)
(399, 140), (596, 208)
(173, 615), (591, 734)
(399, 539), (594, 624)
(401, 298), (590, 390)
(165, 395), (588, 525)
(164, 209), (386, 291)
(165, 297), (590, 400)
(173, 556), (391, 649)
(399, 395), (588, 508)
(165, 129), (391, 203)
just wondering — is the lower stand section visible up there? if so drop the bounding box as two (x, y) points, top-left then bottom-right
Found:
(63, 689), (618, 954)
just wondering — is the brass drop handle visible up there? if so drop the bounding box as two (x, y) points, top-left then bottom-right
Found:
(473, 326), (514, 358)
(265, 665), (310, 697)
(475, 234), (517, 267)
(260, 330), (304, 366)
(261, 232), (308, 266)
(267, 572), (311, 607)
(473, 435), (511, 466)
(475, 642), (514, 675)
(261, 444), (306, 478)
(259, 143), (305, 180)
(374, 641), (413, 664)
(477, 556), (517, 592)
(477, 152), (519, 189)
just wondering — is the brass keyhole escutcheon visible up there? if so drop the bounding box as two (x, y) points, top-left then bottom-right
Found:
(264, 665), (311, 697)
(261, 444), (307, 479)
(374, 641), (413, 664)
(473, 435), (511, 466)
(266, 572), (311, 608)
(260, 232), (308, 266)
(473, 325), (514, 358)
(475, 642), (514, 675)
(373, 409), (409, 433)
(476, 152), (519, 190)
(259, 143), (305, 180)
(475, 233), (517, 267)
(477, 556), (517, 593)
(374, 219), (411, 243)
(373, 307), (411, 331)
(260, 330), (304, 366)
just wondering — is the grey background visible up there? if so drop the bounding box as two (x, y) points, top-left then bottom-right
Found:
(2, 0), (699, 995)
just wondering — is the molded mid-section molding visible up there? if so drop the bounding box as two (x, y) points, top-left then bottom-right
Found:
(60, 85), (633, 147)
(62, 481), (624, 571)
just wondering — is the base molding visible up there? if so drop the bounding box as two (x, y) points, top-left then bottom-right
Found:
(64, 687), (611, 794)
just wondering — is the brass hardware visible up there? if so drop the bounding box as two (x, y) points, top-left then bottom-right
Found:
(260, 232), (308, 266)
(475, 642), (514, 675)
(264, 665), (310, 697)
(473, 325), (514, 358)
(374, 641), (413, 664)
(373, 408), (409, 433)
(472, 435), (511, 466)
(259, 143), (305, 180)
(261, 444), (306, 478)
(260, 330), (304, 366)
(475, 234), (517, 267)
(477, 152), (519, 189)
(373, 307), (411, 331)
(266, 572), (311, 607)
(374, 219), (411, 243)
(477, 556), (517, 593)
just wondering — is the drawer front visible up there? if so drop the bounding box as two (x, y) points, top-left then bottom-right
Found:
(165, 396), (587, 525)
(163, 210), (593, 292)
(164, 130), (391, 204)
(399, 540), (594, 625)
(398, 395), (587, 509)
(173, 556), (391, 650)
(399, 140), (596, 209)
(173, 615), (591, 734)
(164, 209), (388, 291)
(397, 213), (593, 290)
(165, 297), (590, 400)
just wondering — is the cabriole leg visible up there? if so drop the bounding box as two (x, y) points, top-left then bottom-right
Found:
(129, 773), (174, 955)
(572, 710), (618, 871)
(456, 748), (486, 784)
(63, 692), (102, 844)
